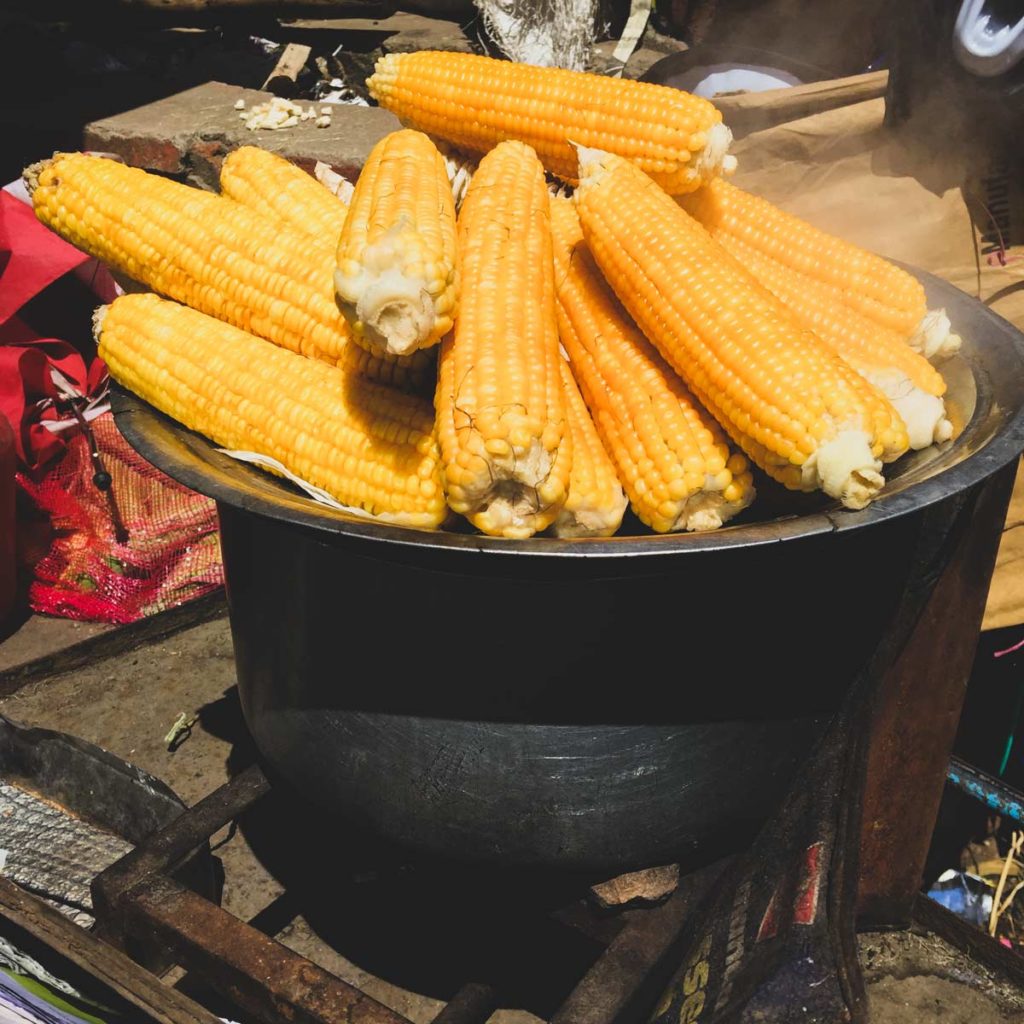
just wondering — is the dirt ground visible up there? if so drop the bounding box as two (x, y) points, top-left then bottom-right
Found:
(869, 975), (1022, 1023)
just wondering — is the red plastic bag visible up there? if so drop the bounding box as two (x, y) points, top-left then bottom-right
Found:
(17, 412), (223, 624)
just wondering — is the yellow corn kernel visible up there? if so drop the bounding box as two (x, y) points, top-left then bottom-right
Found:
(680, 178), (960, 360)
(30, 152), (432, 391)
(552, 358), (627, 537)
(550, 197), (754, 531)
(220, 145), (349, 245)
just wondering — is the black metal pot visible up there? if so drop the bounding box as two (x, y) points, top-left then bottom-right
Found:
(112, 271), (1024, 872)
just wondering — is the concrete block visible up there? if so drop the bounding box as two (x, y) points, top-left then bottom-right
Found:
(84, 81), (400, 189)
(377, 12), (476, 54)
(283, 11), (476, 51)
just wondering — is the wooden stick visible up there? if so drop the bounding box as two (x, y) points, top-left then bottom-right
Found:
(263, 42), (312, 96)
(989, 831), (1023, 937)
(997, 877), (1024, 920)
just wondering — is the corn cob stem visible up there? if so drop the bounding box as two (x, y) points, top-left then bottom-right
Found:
(97, 293), (446, 528)
(335, 130), (459, 356)
(574, 147), (909, 511)
(910, 310), (962, 361)
(427, 138), (479, 211)
(549, 196), (754, 532)
(435, 140), (571, 538)
(855, 370), (953, 449)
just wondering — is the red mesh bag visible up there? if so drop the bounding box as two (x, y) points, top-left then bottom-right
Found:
(17, 412), (223, 624)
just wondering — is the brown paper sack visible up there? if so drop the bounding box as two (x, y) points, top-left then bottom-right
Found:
(713, 76), (1024, 632)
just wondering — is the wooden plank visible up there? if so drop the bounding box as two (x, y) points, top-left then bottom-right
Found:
(714, 70), (888, 138)
(126, 876), (412, 1024)
(0, 876), (222, 1024)
(551, 861), (730, 1024)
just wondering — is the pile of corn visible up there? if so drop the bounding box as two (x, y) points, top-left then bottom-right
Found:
(28, 51), (962, 540)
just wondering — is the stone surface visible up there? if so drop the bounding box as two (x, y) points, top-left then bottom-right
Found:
(84, 81), (401, 188)
(867, 975), (1020, 1023)
(589, 864), (680, 909)
(0, 593), (225, 696)
(378, 13), (476, 54)
(860, 928), (1024, 1021)
(284, 11), (474, 39)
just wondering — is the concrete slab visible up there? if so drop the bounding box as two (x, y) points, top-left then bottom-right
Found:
(84, 81), (401, 188)
(0, 593), (225, 697)
(0, 616), (111, 676)
(283, 11), (476, 53)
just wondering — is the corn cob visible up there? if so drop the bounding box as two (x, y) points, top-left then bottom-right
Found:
(574, 149), (910, 510)
(678, 181), (952, 449)
(720, 235), (952, 449)
(550, 197), (755, 531)
(679, 178), (961, 361)
(220, 145), (349, 244)
(335, 130), (458, 357)
(435, 140), (571, 538)
(29, 153), (432, 390)
(368, 50), (734, 195)
(553, 358), (628, 538)
(97, 293), (447, 528)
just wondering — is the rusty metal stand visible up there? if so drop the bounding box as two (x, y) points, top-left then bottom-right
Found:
(858, 461), (1019, 927)
(92, 764), (496, 1024)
